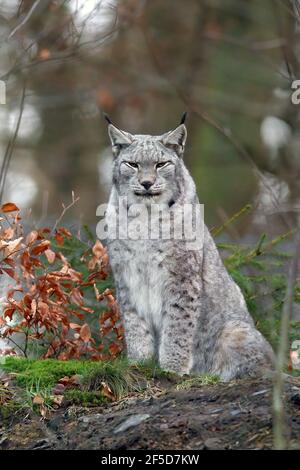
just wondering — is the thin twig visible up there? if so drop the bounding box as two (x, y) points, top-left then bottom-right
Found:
(273, 224), (300, 449)
(36, 190), (49, 228)
(8, 0), (43, 40)
(2, 334), (26, 357)
(212, 204), (252, 238)
(0, 81), (26, 203)
(52, 192), (80, 233)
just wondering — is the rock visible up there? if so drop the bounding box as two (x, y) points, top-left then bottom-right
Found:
(78, 416), (91, 424)
(203, 437), (224, 450)
(251, 389), (269, 397)
(48, 415), (64, 431)
(159, 423), (169, 430)
(30, 439), (52, 450)
(289, 392), (300, 406)
(0, 435), (8, 447)
(113, 414), (150, 434)
(208, 407), (223, 414)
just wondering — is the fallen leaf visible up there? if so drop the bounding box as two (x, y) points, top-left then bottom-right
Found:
(33, 394), (44, 405)
(51, 395), (64, 406)
(101, 381), (116, 401)
(40, 404), (49, 419)
(52, 383), (65, 395)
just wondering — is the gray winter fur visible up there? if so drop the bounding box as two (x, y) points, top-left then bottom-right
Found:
(105, 120), (274, 381)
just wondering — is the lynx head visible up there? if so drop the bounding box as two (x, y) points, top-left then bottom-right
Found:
(106, 114), (188, 207)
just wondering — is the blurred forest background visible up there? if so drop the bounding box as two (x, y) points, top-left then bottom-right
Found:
(1, 2), (300, 449)
(0, 0), (299, 236)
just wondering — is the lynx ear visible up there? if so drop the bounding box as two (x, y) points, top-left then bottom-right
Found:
(108, 124), (134, 157)
(161, 124), (187, 157)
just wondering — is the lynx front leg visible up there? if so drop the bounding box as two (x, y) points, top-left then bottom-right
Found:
(116, 282), (155, 362)
(123, 310), (154, 362)
(159, 303), (198, 375)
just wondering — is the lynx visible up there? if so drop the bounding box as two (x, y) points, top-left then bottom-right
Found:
(104, 115), (274, 381)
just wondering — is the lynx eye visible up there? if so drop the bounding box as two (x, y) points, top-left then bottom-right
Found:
(156, 161), (170, 169)
(124, 161), (139, 169)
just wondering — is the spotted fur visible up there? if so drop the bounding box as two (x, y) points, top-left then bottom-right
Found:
(105, 122), (274, 381)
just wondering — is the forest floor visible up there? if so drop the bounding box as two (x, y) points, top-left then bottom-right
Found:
(1, 361), (300, 450)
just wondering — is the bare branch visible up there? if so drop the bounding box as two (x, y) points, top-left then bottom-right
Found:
(273, 224), (300, 449)
(52, 192), (80, 233)
(8, 0), (48, 40)
(0, 81), (26, 204)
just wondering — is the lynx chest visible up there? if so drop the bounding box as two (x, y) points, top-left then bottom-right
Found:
(119, 241), (167, 329)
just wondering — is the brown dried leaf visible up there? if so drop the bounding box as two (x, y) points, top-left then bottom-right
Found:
(31, 240), (50, 255)
(2, 268), (17, 280)
(92, 240), (105, 259)
(45, 249), (56, 264)
(33, 394), (44, 405)
(80, 323), (91, 342)
(57, 228), (72, 238)
(70, 288), (83, 306)
(51, 395), (64, 406)
(109, 342), (123, 357)
(100, 382), (116, 401)
(26, 230), (38, 245)
(69, 322), (81, 331)
(55, 232), (64, 246)
(4, 237), (23, 256)
(1, 203), (19, 213)
(3, 227), (14, 240)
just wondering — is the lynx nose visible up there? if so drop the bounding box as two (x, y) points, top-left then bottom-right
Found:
(141, 181), (153, 190)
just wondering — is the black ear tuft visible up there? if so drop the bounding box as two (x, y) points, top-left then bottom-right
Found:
(180, 112), (188, 125)
(103, 113), (113, 125)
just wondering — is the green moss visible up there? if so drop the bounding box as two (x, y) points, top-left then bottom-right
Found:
(1, 358), (96, 388)
(0, 357), (223, 411)
(0, 401), (22, 420)
(64, 389), (107, 406)
(176, 375), (219, 391)
(1, 357), (147, 403)
(0, 381), (23, 420)
(0, 384), (12, 406)
(135, 358), (179, 381)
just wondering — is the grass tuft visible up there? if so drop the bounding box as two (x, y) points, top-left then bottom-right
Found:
(176, 375), (219, 390)
(82, 358), (147, 399)
(1, 357), (149, 406)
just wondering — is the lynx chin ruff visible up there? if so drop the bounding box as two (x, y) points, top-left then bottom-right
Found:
(105, 116), (274, 381)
